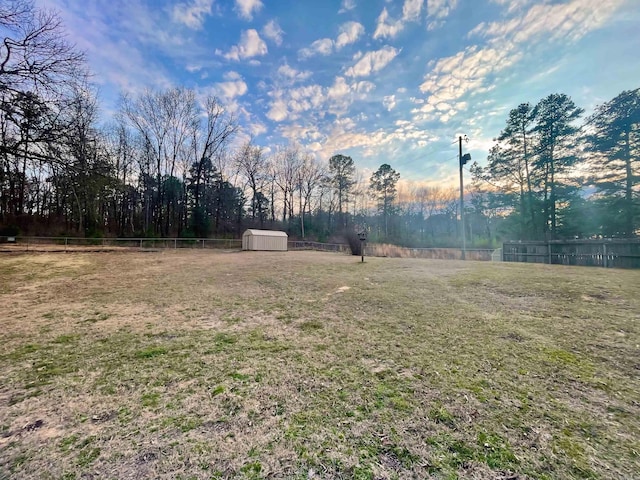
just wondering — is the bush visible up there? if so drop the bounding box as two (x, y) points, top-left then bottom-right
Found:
(346, 231), (363, 256)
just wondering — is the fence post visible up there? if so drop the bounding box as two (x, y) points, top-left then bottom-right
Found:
(547, 242), (551, 264)
(202, 239), (205, 249)
(603, 243), (608, 268)
(65, 238), (68, 252)
(174, 238), (177, 249)
(139, 239), (142, 249)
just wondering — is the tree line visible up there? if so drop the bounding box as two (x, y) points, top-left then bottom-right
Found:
(1, 1), (637, 245)
(471, 90), (639, 240)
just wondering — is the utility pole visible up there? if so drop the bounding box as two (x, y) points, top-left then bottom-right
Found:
(458, 136), (471, 260)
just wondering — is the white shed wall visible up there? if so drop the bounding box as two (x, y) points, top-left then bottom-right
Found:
(242, 230), (288, 251)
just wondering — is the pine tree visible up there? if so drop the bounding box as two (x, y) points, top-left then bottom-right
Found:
(586, 88), (640, 237)
(369, 163), (400, 238)
(532, 93), (583, 238)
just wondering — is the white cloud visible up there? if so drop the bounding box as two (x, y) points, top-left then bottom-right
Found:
(172, 0), (213, 29)
(328, 77), (351, 100)
(403, 0), (424, 21)
(250, 122), (267, 136)
(471, 0), (624, 45)
(426, 0), (457, 29)
(414, 0), (624, 124)
(336, 21), (365, 49)
(352, 81), (375, 94)
(288, 84), (325, 113)
(299, 38), (334, 58)
(413, 44), (515, 122)
(215, 71), (248, 99)
(267, 76), (375, 123)
(267, 96), (288, 122)
(262, 20), (283, 46)
(311, 38), (334, 55)
(427, 0), (458, 19)
(277, 64), (312, 82)
(326, 77), (375, 115)
(299, 21), (365, 58)
(222, 29), (268, 61)
(339, 0), (357, 13)
(345, 46), (400, 77)
(235, 0), (263, 20)
(489, 0), (534, 14)
(373, 8), (404, 39)
(267, 84), (325, 122)
(383, 94), (397, 111)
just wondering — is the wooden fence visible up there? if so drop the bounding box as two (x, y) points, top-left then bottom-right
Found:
(503, 240), (640, 269)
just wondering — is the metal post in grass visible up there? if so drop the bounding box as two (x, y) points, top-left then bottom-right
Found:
(358, 231), (367, 263)
(458, 135), (471, 261)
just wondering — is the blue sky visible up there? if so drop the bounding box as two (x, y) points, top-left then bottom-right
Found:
(42, 0), (640, 186)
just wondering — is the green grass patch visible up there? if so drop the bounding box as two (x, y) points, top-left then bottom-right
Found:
(134, 346), (168, 359)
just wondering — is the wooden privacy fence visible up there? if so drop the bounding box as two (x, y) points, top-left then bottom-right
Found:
(503, 240), (640, 269)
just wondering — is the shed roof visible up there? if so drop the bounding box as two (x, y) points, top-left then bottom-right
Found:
(243, 229), (288, 237)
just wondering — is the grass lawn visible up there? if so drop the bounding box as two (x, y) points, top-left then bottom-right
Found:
(0, 250), (638, 479)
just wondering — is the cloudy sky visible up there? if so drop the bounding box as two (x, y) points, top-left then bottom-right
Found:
(42, 0), (639, 185)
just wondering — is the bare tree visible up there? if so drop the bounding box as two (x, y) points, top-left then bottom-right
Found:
(104, 118), (137, 234)
(189, 96), (237, 234)
(0, 0), (85, 95)
(235, 141), (268, 224)
(53, 80), (114, 234)
(121, 87), (200, 235)
(297, 152), (325, 238)
(274, 144), (301, 225)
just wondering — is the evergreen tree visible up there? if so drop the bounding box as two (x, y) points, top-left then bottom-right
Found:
(532, 93), (583, 238)
(586, 88), (640, 237)
(328, 154), (355, 228)
(497, 103), (537, 237)
(369, 163), (400, 238)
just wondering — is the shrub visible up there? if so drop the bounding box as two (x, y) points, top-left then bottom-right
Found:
(346, 231), (363, 256)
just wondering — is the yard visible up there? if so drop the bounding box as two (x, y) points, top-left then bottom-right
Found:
(0, 250), (638, 479)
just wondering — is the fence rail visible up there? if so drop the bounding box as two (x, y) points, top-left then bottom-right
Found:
(287, 241), (352, 253)
(0, 236), (242, 251)
(503, 240), (640, 269)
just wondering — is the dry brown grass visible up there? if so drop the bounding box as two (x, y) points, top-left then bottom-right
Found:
(0, 250), (638, 479)
(366, 243), (491, 261)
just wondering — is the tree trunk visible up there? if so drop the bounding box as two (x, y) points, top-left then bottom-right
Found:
(624, 128), (633, 237)
(522, 127), (536, 238)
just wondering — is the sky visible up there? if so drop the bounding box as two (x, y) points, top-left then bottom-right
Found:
(41, 0), (640, 186)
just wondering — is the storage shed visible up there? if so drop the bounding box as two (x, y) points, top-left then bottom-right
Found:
(242, 229), (288, 251)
